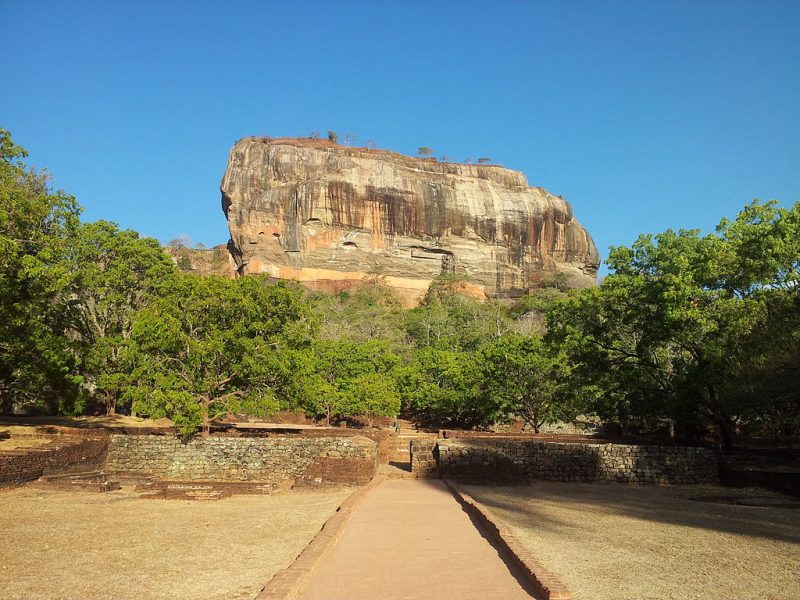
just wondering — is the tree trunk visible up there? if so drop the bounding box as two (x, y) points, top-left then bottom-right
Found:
(201, 396), (211, 437)
(716, 416), (734, 451)
(708, 384), (734, 451)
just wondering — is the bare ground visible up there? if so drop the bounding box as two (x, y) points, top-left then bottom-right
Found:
(0, 415), (173, 431)
(0, 485), (353, 600)
(463, 482), (800, 600)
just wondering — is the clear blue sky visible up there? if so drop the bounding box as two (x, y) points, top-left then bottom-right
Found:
(3, 0), (799, 275)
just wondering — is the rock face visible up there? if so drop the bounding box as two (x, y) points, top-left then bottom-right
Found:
(164, 244), (237, 278)
(221, 137), (599, 304)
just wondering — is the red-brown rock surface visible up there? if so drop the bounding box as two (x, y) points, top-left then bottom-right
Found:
(221, 137), (599, 303)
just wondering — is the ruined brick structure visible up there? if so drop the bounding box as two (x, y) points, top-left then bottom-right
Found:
(0, 432), (109, 485)
(104, 434), (377, 487)
(412, 438), (718, 484)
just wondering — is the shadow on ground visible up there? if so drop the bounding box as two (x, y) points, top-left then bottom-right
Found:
(464, 480), (800, 545)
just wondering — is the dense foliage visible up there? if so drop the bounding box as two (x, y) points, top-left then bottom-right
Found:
(2, 128), (798, 443)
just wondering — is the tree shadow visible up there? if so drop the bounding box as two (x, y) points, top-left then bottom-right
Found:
(0, 416), (104, 429)
(455, 498), (547, 600)
(463, 480), (800, 546)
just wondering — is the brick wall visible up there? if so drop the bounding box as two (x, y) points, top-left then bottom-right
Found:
(420, 439), (718, 484)
(0, 434), (110, 485)
(410, 439), (439, 478)
(297, 429), (393, 464)
(104, 434), (377, 486)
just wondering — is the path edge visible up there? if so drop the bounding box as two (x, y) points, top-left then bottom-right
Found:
(256, 474), (387, 600)
(443, 479), (571, 600)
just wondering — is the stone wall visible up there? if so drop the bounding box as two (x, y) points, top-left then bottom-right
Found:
(410, 439), (439, 478)
(104, 434), (377, 486)
(0, 434), (110, 485)
(295, 429), (393, 464)
(417, 439), (718, 484)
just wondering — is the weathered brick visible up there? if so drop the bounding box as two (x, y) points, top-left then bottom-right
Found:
(104, 434), (377, 486)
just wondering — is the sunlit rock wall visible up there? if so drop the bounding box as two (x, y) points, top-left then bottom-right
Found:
(221, 137), (599, 304)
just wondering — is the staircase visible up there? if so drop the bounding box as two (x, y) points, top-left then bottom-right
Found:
(383, 430), (439, 479)
(139, 480), (280, 500)
(34, 470), (121, 493)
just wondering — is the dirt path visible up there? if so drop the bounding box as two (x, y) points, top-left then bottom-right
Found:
(300, 479), (540, 600)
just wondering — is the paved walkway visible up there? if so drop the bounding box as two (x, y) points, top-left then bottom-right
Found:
(300, 479), (540, 600)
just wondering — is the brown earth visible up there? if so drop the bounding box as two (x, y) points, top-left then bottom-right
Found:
(300, 479), (542, 600)
(0, 415), (173, 430)
(464, 482), (800, 600)
(0, 485), (353, 600)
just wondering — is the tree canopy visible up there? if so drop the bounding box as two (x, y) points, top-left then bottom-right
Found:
(2, 127), (797, 444)
(128, 275), (311, 435)
(547, 200), (800, 446)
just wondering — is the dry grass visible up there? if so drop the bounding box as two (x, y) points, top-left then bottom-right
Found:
(0, 415), (172, 430)
(464, 482), (800, 600)
(0, 485), (353, 600)
(0, 428), (54, 450)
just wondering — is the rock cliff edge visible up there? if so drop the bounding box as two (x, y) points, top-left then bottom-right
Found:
(221, 137), (599, 303)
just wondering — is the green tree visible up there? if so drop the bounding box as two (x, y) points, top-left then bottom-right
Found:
(0, 129), (82, 413)
(417, 147), (434, 157)
(61, 220), (176, 414)
(405, 274), (513, 351)
(313, 280), (405, 344)
(348, 373), (400, 427)
(128, 275), (312, 435)
(548, 200), (800, 447)
(479, 335), (583, 433)
(290, 340), (399, 425)
(397, 348), (491, 427)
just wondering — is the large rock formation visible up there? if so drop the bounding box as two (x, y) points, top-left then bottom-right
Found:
(164, 244), (237, 278)
(221, 137), (599, 304)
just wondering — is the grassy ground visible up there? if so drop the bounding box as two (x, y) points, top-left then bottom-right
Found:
(464, 482), (800, 600)
(0, 414), (173, 430)
(0, 426), (55, 450)
(0, 418), (158, 450)
(0, 485), (353, 600)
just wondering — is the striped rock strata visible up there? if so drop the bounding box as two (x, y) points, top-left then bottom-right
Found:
(221, 137), (599, 304)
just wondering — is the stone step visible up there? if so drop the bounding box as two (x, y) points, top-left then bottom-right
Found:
(34, 472), (122, 493)
(378, 463), (415, 480)
(40, 470), (105, 482)
(138, 480), (280, 500)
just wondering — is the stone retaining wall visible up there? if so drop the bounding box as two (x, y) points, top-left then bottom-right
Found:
(104, 434), (377, 486)
(0, 434), (110, 485)
(410, 439), (439, 478)
(421, 439), (718, 484)
(295, 429), (393, 464)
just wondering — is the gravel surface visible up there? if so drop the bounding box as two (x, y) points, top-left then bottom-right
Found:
(0, 485), (353, 600)
(464, 482), (800, 600)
